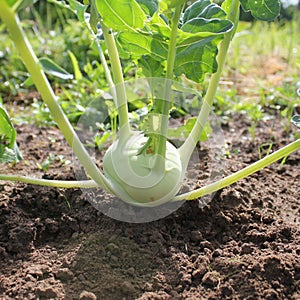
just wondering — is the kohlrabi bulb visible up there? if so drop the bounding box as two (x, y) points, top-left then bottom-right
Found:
(103, 133), (183, 206)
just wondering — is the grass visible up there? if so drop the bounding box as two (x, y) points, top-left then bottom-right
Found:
(214, 16), (300, 135)
(0, 6), (299, 130)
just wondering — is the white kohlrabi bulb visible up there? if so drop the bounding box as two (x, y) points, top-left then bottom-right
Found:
(103, 133), (184, 207)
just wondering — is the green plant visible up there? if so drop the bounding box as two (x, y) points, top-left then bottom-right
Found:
(0, 0), (299, 208)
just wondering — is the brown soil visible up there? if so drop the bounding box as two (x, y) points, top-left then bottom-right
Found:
(0, 115), (299, 300)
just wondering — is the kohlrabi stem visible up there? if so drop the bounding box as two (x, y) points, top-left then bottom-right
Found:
(0, 174), (97, 189)
(100, 20), (131, 141)
(174, 139), (300, 201)
(0, 3), (112, 192)
(155, 5), (183, 163)
(179, 0), (240, 168)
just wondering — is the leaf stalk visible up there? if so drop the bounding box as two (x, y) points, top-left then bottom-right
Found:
(100, 20), (131, 141)
(154, 4), (183, 168)
(174, 139), (300, 201)
(0, 2), (112, 192)
(179, 0), (240, 169)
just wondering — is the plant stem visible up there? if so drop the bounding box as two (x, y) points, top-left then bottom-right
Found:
(0, 174), (97, 188)
(85, 19), (118, 140)
(154, 5), (183, 168)
(179, 0), (240, 169)
(0, 2), (112, 192)
(85, 20), (115, 96)
(100, 21), (131, 141)
(174, 139), (300, 201)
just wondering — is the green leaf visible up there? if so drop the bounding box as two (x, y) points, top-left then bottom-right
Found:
(0, 106), (16, 149)
(185, 118), (212, 141)
(165, 0), (187, 9)
(138, 55), (165, 78)
(0, 147), (17, 163)
(168, 118), (212, 141)
(181, 18), (233, 35)
(5, 0), (38, 11)
(174, 0), (233, 83)
(4, 0), (17, 7)
(89, 0), (100, 32)
(240, 0), (280, 21)
(68, 51), (83, 80)
(0, 106), (22, 163)
(39, 57), (73, 80)
(136, 0), (158, 16)
(48, 0), (88, 23)
(68, 0), (87, 23)
(183, 0), (226, 23)
(116, 0), (232, 82)
(23, 57), (73, 85)
(95, 0), (147, 31)
(174, 36), (221, 83)
(22, 76), (34, 87)
(117, 31), (168, 61)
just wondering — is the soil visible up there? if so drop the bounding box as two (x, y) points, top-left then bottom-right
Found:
(0, 114), (299, 300)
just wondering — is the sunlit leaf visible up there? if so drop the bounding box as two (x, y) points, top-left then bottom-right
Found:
(5, 0), (38, 11)
(185, 118), (212, 141)
(4, 0), (17, 7)
(95, 0), (147, 30)
(168, 117), (211, 141)
(183, 0), (226, 23)
(0, 106), (16, 150)
(165, 0), (187, 9)
(240, 0), (280, 21)
(181, 18), (233, 35)
(117, 31), (168, 61)
(68, 51), (83, 80)
(174, 36), (221, 83)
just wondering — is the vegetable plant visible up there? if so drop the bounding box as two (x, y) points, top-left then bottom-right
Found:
(0, 0), (299, 213)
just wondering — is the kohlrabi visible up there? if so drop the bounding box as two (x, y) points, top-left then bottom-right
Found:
(0, 0), (299, 214)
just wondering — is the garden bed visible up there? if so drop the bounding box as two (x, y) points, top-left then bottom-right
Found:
(0, 114), (299, 299)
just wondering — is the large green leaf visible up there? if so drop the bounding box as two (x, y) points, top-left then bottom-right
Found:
(95, 0), (147, 31)
(174, 0), (232, 82)
(181, 18), (233, 35)
(174, 36), (221, 82)
(115, 0), (232, 82)
(117, 31), (168, 61)
(183, 0), (226, 23)
(240, 0), (280, 21)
